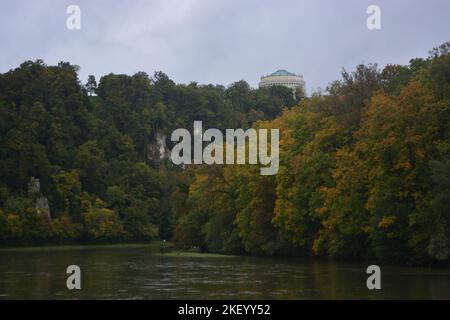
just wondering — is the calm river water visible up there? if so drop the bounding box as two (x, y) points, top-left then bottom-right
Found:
(0, 245), (449, 299)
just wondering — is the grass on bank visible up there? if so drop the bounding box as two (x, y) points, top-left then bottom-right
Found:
(156, 251), (239, 259)
(0, 242), (239, 259)
(0, 242), (165, 253)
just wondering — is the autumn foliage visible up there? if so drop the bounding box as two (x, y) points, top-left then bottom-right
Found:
(174, 44), (450, 264)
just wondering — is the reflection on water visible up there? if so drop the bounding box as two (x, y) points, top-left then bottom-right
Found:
(0, 246), (449, 299)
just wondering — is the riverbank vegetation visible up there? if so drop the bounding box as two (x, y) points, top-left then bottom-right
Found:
(0, 242), (164, 252)
(0, 42), (449, 265)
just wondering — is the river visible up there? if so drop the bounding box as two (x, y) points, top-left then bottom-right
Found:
(0, 245), (449, 299)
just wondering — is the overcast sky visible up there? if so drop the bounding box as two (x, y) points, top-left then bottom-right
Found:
(0, 0), (449, 93)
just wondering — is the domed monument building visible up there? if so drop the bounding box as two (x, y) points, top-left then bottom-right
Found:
(259, 69), (305, 98)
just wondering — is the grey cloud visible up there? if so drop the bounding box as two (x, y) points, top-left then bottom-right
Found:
(0, 0), (449, 93)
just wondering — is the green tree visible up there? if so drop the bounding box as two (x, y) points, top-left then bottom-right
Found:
(85, 75), (97, 96)
(83, 199), (125, 241)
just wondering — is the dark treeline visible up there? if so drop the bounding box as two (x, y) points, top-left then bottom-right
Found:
(0, 42), (449, 265)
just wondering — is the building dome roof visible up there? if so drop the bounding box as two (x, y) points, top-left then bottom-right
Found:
(259, 69), (305, 98)
(268, 69), (297, 77)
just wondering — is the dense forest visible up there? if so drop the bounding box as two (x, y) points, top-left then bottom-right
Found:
(0, 42), (449, 265)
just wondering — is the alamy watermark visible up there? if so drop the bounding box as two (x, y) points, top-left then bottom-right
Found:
(170, 121), (279, 175)
(66, 5), (81, 30)
(366, 265), (381, 290)
(64, 5), (382, 33)
(366, 5), (381, 30)
(66, 265), (81, 290)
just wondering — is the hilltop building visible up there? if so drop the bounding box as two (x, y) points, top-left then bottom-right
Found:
(259, 69), (305, 98)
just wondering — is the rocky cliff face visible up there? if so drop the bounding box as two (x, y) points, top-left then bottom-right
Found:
(147, 132), (169, 165)
(28, 177), (51, 218)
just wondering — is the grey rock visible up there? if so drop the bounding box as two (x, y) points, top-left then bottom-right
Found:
(36, 196), (51, 219)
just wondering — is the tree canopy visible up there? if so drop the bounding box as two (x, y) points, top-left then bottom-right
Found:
(1, 43), (449, 265)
